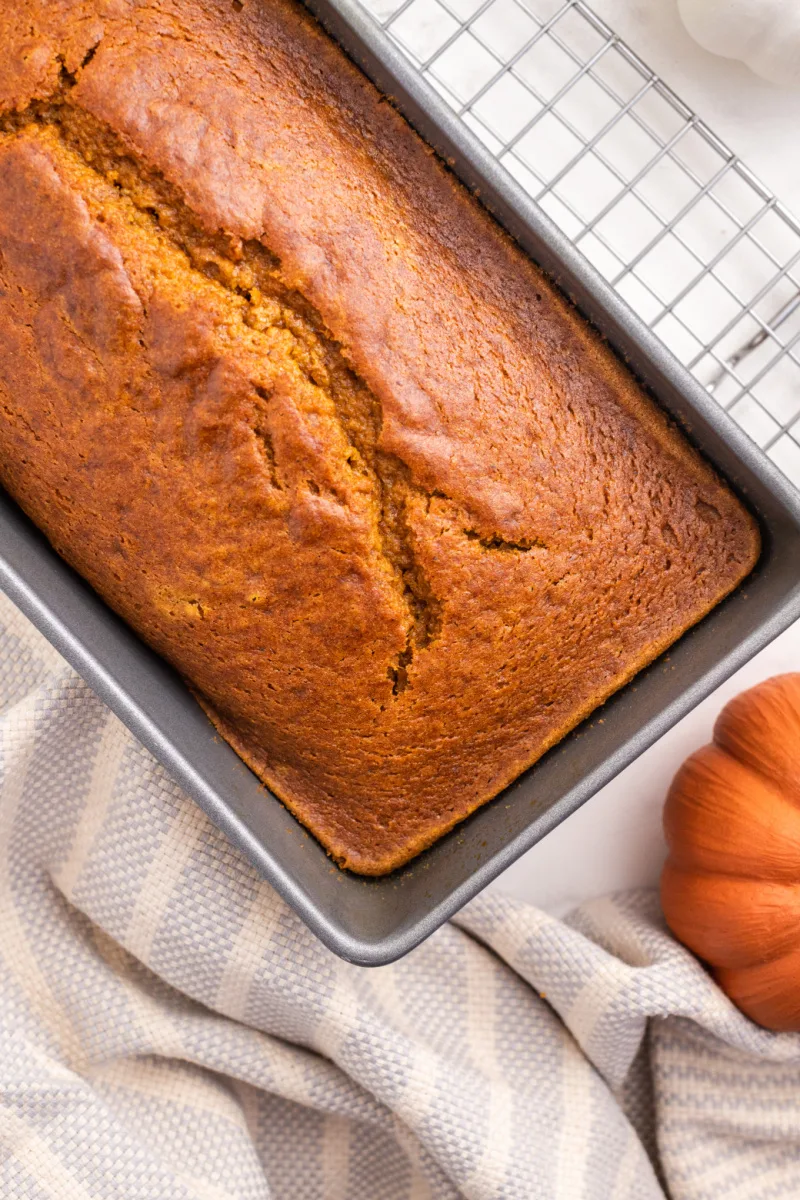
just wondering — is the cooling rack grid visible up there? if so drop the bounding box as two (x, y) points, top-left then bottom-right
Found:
(358, 0), (800, 488)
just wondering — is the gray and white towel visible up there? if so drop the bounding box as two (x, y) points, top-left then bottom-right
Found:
(0, 589), (798, 1200)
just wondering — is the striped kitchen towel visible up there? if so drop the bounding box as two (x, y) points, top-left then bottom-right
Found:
(0, 587), (799, 1200)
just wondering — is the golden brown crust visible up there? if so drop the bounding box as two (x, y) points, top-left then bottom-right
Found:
(0, 0), (759, 874)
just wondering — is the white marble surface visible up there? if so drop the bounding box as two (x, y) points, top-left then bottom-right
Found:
(489, 1), (800, 912)
(589, 0), (800, 207)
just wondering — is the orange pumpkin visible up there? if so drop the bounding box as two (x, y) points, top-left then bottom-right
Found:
(661, 673), (800, 1032)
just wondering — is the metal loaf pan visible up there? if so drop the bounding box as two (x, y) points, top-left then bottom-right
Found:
(1, 0), (799, 965)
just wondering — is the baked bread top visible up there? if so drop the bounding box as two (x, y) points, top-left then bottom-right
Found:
(0, 0), (759, 873)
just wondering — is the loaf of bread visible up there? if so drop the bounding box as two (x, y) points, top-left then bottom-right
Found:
(0, 0), (759, 873)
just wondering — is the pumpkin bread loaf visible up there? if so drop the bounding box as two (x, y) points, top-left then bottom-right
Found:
(0, 0), (759, 873)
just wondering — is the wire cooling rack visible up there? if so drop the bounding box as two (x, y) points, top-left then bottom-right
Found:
(357, 0), (800, 487)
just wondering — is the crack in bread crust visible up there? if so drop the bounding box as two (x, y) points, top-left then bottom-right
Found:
(0, 81), (456, 692)
(1, 85), (549, 706)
